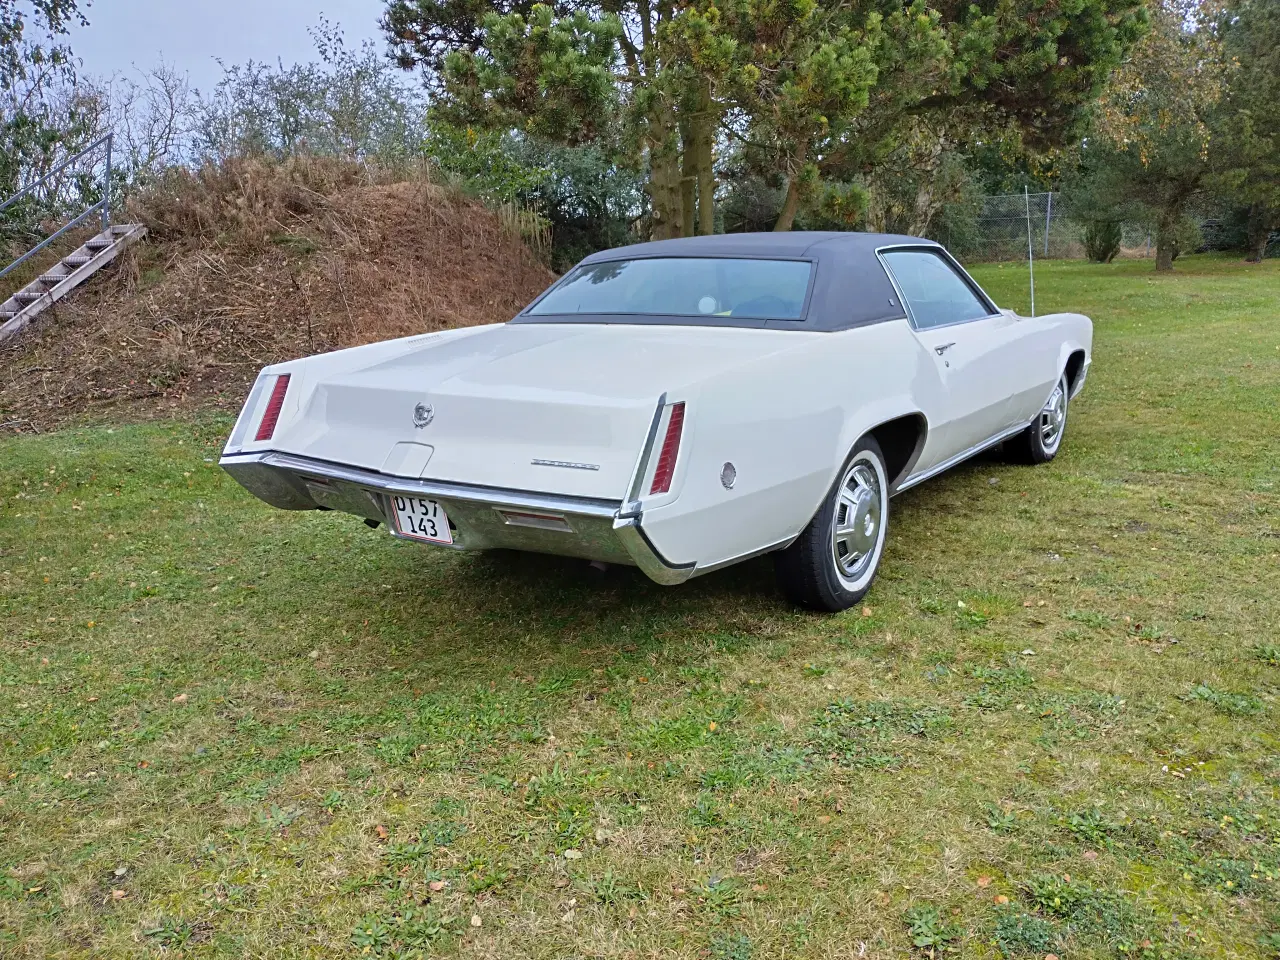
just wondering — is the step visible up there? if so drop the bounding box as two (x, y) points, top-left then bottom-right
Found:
(1, 223), (147, 343)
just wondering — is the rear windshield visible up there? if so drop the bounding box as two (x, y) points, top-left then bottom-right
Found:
(526, 257), (813, 320)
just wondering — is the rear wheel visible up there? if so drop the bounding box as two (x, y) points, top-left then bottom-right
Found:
(1008, 373), (1069, 464)
(775, 436), (890, 612)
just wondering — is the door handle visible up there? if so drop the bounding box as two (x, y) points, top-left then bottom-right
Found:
(934, 342), (956, 356)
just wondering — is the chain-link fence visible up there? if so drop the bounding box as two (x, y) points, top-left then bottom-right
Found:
(942, 191), (1166, 263)
(939, 191), (1279, 263)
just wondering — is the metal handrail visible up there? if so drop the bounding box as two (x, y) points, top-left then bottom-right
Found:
(0, 133), (114, 282)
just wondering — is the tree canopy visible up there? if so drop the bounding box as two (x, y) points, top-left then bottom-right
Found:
(1, 0), (92, 231)
(1214, 0), (1280, 261)
(383, 0), (1148, 236)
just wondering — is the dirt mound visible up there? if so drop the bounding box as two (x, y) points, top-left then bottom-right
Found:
(0, 157), (555, 431)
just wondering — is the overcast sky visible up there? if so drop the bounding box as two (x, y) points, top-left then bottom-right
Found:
(69, 0), (389, 92)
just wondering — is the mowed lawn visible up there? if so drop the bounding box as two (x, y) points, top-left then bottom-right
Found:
(2, 256), (1279, 960)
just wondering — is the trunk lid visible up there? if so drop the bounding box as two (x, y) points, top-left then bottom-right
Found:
(269, 323), (814, 499)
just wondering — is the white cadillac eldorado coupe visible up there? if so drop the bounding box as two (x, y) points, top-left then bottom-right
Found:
(222, 233), (1091, 611)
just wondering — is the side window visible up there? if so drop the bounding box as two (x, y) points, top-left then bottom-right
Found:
(882, 250), (992, 329)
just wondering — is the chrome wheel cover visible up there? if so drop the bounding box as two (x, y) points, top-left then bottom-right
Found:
(1040, 380), (1067, 453)
(831, 457), (884, 586)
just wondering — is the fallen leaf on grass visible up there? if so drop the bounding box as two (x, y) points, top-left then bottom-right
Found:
(994, 895), (1010, 905)
(977, 876), (992, 888)
(428, 880), (447, 892)
(171, 694), (188, 704)
(375, 824), (388, 840)
(110, 889), (127, 900)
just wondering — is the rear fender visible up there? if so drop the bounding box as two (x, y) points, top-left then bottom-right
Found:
(1057, 340), (1090, 400)
(835, 401), (930, 493)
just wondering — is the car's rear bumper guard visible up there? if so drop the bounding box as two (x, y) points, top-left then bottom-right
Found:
(220, 450), (695, 585)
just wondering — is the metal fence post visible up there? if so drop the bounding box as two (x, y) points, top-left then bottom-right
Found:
(1044, 192), (1052, 258)
(102, 133), (113, 232)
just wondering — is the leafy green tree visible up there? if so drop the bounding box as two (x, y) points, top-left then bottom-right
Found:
(426, 126), (643, 266)
(383, 0), (1147, 236)
(505, 136), (647, 267)
(1214, 0), (1279, 262)
(1085, 0), (1231, 270)
(0, 0), (84, 88)
(1, 0), (95, 243)
(190, 20), (429, 165)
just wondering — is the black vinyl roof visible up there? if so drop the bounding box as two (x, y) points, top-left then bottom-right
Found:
(515, 231), (946, 332)
(578, 231), (934, 262)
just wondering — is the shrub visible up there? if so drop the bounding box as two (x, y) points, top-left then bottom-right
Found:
(1083, 220), (1122, 262)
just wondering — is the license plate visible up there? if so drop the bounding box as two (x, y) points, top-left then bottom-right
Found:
(389, 494), (453, 544)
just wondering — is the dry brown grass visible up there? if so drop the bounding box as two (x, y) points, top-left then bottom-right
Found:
(0, 156), (555, 430)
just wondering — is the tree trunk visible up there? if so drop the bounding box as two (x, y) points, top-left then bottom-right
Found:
(909, 182), (938, 237)
(648, 110), (684, 240)
(694, 81), (715, 236)
(773, 142), (808, 232)
(1245, 203), (1271, 263)
(679, 117), (696, 238)
(1154, 205), (1181, 272)
(649, 151), (684, 240)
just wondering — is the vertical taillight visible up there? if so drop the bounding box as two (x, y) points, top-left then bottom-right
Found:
(254, 374), (291, 441)
(649, 402), (685, 495)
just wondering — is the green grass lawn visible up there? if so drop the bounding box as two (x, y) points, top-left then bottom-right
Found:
(2, 255), (1279, 959)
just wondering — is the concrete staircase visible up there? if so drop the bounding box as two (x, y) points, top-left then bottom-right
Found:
(0, 223), (147, 343)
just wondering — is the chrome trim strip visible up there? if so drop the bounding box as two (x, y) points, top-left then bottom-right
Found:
(225, 374), (268, 451)
(620, 393), (667, 517)
(692, 535), (798, 577)
(221, 450), (621, 518)
(893, 422), (1030, 494)
(531, 459), (601, 471)
(613, 516), (696, 585)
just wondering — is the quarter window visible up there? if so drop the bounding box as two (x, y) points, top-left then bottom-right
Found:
(882, 250), (992, 329)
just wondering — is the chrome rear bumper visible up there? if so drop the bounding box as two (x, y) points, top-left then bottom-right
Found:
(220, 450), (695, 585)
